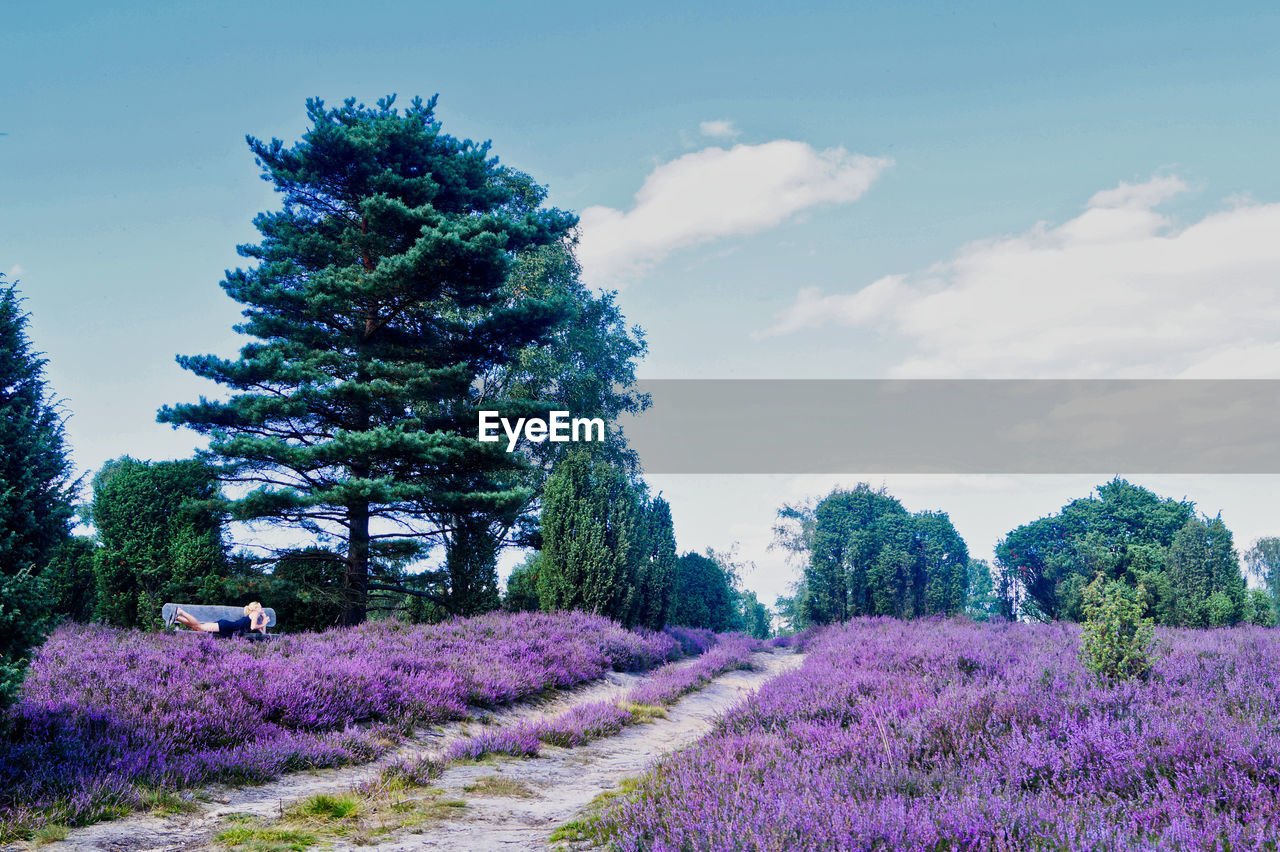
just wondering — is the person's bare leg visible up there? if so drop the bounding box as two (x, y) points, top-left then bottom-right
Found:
(174, 609), (216, 632)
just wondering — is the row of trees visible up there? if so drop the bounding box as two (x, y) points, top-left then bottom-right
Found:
(773, 478), (1279, 632)
(0, 96), (777, 715)
(996, 479), (1271, 628)
(154, 95), (650, 627)
(774, 484), (969, 627)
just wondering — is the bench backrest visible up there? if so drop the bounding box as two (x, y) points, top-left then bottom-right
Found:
(162, 603), (278, 629)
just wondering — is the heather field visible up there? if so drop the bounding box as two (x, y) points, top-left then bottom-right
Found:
(599, 618), (1280, 851)
(0, 611), (711, 840)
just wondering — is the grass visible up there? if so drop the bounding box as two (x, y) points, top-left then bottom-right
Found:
(30, 824), (70, 846)
(462, 775), (537, 798)
(213, 788), (468, 848)
(287, 793), (363, 821)
(138, 786), (200, 816)
(214, 824), (318, 852)
(621, 701), (668, 723)
(549, 777), (643, 848)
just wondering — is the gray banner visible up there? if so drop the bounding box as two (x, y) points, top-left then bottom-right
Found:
(612, 380), (1280, 473)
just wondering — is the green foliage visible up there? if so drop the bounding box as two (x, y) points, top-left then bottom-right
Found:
(502, 553), (542, 612)
(0, 570), (48, 710)
(526, 452), (676, 630)
(536, 448), (644, 626)
(633, 496), (677, 630)
(42, 535), (98, 622)
(159, 95), (576, 625)
(1165, 516), (1247, 628)
(0, 278), (75, 709)
(670, 551), (739, 632)
(1246, 537), (1280, 621)
(1079, 573), (1155, 683)
(997, 479), (1250, 626)
(737, 590), (772, 639)
(89, 457), (227, 629)
(470, 239), (649, 545)
(964, 559), (999, 622)
(772, 591), (808, 633)
(239, 548), (348, 633)
(1248, 588), (1276, 627)
(782, 484), (969, 626)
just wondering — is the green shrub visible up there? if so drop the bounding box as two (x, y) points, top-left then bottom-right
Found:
(1080, 574), (1155, 683)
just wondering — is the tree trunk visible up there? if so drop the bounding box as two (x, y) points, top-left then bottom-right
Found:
(342, 502), (370, 625)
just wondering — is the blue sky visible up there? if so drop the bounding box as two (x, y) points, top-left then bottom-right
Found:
(5, 2), (1280, 603)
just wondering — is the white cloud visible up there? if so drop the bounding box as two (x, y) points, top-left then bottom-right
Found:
(761, 175), (1280, 378)
(577, 141), (891, 287)
(698, 119), (739, 138)
(6, 264), (24, 278)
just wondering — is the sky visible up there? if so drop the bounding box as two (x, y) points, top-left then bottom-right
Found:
(5, 1), (1280, 605)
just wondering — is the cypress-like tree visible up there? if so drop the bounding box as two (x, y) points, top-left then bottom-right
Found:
(536, 448), (642, 625)
(633, 496), (677, 630)
(431, 239), (647, 613)
(0, 278), (76, 708)
(159, 96), (574, 624)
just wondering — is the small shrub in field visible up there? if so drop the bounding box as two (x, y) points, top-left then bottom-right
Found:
(1079, 574), (1154, 682)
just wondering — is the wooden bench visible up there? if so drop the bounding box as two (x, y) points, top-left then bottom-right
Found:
(162, 603), (278, 640)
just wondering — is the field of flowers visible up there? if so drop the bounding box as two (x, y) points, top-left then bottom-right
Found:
(602, 618), (1280, 850)
(0, 611), (710, 840)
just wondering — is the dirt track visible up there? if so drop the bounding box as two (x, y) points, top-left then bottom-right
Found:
(28, 648), (802, 852)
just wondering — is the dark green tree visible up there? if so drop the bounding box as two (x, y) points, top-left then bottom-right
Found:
(159, 96), (575, 624)
(670, 551), (739, 632)
(42, 535), (98, 623)
(89, 457), (228, 629)
(996, 479), (1194, 621)
(0, 278), (76, 708)
(458, 239), (649, 551)
(1166, 516), (1247, 628)
(737, 590), (772, 639)
(783, 484), (969, 625)
(631, 496), (677, 630)
(536, 447), (642, 625)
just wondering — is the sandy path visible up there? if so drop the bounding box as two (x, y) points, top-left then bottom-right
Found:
(333, 648), (804, 852)
(24, 656), (703, 852)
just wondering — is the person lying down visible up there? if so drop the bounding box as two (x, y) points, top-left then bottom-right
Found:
(172, 602), (269, 637)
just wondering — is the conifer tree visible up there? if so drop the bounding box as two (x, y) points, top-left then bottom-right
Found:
(634, 496), (677, 630)
(536, 448), (643, 625)
(0, 277), (75, 708)
(159, 96), (574, 624)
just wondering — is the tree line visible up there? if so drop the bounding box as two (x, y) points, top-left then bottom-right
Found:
(777, 478), (1280, 632)
(0, 95), (774, 714)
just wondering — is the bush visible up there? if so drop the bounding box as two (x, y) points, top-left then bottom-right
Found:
(1080, 574), (1155, 683)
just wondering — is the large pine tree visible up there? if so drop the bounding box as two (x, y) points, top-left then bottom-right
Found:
(159, 96), (575, 624)
(0, 277), (75, 708)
